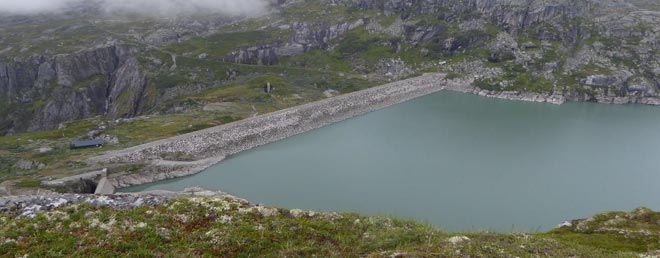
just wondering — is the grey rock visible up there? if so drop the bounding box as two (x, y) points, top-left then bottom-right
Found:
(14, 160), (45, 171)
(94, 177), (115, 195)
(36, 147), (53, 153)
(376, 58), (413, 79)
(1, 45), (147, 135)
(223, 19), (365, 65)
(0, 193), (174, 218)
(223, 44), (280, 65)
(323, 89), (340, 98)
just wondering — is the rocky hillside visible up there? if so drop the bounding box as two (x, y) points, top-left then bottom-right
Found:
(0, 46), (150, 132)
(1, 190), (660, 257)
(1, 0), (659, 136)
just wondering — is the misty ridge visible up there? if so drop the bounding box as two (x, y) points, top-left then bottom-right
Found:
(0, 0), (270, 17)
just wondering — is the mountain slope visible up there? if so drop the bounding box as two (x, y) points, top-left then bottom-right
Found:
(1, 0), (659, 136)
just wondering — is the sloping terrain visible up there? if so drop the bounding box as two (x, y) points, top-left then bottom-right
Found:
(1, 193), (659, 257)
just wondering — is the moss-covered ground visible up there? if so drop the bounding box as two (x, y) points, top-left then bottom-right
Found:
(0, 197), (658, 257)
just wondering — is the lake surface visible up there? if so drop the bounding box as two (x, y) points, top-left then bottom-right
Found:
(123, 92), (660, 232)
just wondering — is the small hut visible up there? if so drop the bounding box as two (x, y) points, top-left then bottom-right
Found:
(71, 139), (104, 149)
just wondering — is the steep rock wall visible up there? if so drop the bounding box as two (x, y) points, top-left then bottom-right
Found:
(222, 19), (365, 65)
(0, 46), (148, 134)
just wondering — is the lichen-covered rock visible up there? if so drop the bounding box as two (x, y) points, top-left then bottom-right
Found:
(223, 19), (365, 66)
(14, 160), (45, 171)
(0, 194), (170, 218)
(566, 207), (660, 238)
(376, 58), (413, 79)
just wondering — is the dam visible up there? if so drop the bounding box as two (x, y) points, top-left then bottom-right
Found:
(123, 91), (660, 232)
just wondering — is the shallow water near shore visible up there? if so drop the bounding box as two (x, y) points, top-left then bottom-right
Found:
(123, 91), (660, 232)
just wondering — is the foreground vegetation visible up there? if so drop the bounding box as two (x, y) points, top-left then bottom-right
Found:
(1, 196), (658, 257)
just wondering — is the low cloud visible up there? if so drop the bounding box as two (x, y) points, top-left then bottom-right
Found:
(0, 0), (269, 16)
(0, 0), (74, 14)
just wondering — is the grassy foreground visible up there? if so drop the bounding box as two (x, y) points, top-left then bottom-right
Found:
(1, 197), (658, 257)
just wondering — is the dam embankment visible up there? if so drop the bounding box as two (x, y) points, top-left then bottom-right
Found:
(90, 73), (465, 189)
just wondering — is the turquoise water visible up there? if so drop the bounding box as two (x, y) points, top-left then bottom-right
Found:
(124, 92), (660, 232)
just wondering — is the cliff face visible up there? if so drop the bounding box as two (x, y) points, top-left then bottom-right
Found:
(222, 19), (365, 65)
(0, 46), (148, 134)
(353, 0), (590, 31)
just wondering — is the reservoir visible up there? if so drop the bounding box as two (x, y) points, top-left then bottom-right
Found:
(123, 91), (660, 232)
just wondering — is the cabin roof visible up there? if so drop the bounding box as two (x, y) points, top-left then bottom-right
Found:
(71, 139), (104, 148)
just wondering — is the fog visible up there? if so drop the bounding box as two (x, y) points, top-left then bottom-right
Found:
(0, 0), (269, 16)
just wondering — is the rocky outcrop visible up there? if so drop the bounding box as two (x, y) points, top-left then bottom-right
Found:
(14, 160), (45, 171)
(223, 44), (281, 65)
(405, 25), (446, 46)
(0, 187), (246, 219)
(0, 45), (148, 134)
(473, 89), (565, 105)
(351, 0), (589, 34)
(290, 20), (365, 47)
(443, 78), (566, 104)
(0, 193), (170, 218)
(222, 19), (365, 65)
(376, 58), (414, 79)
(560, 207), (660, 241)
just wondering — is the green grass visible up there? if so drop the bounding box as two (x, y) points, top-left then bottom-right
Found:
(13, 179), (42, 188)
(0, 198), (655, 257)
(475, 63), (554, 93)
(546, 228), (653, 253)
(279, 49), (353, 72)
